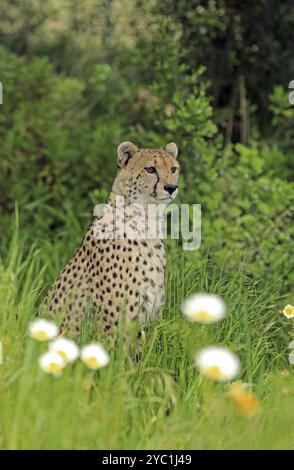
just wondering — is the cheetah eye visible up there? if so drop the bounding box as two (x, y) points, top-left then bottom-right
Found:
(145, 166), (157, 174)
(171, 167), (177, 174)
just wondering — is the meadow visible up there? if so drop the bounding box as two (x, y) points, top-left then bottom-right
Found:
(0, 0), (293, 451)
(0, 209), (293, 450)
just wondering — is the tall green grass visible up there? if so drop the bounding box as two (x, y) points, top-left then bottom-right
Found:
(0, 213), (293, 450)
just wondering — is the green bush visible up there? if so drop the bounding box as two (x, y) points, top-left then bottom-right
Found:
(0, 12), (293, 296)
(121, 19), (294, 295)
(0, 47), (125, 238)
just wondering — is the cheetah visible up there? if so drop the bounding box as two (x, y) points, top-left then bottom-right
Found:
(42, 141), (180, 340)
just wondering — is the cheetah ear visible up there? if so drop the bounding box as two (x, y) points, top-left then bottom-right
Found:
(117, 141), (138, 167)
(165, 142), (178, 159)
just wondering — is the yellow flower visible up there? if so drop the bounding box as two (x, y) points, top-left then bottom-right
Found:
(181, 293), (227, 324)
(49, 337), (79, 364)
(38, 351), (65, 376)
(282, 304), (294, 319)
(227, 383), (261, 416)
(28, 319), (58, 342)
(195, 346), (241, 382)
(81, 343), (110, 370)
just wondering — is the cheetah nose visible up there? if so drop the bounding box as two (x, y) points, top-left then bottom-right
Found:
(164, 184), (178, 195)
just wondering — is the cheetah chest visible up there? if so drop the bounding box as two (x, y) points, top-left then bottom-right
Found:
(91, 238), (166, 324)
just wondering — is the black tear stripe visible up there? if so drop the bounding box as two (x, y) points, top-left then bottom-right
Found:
(153, 174), (160, 197)
(152, 159), (160, 196)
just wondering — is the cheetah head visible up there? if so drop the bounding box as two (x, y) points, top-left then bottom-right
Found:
(112, 142), (180, 205)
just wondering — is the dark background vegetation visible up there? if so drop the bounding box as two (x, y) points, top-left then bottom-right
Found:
(0, 0), (293, 295)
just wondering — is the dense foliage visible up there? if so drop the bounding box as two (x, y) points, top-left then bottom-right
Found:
(0, 0), (293, 294)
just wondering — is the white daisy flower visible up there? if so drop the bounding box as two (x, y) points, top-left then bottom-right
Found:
(28, 319), (58, 342)
(49, 337), (79, 364)
(289, 352), (294, 365)
(181, 293), (226, 324)
(38, 351), (65, 376)
(80, 343), (110, 370)
(195, 346), (241, 382)
(282, 304), (294, 319)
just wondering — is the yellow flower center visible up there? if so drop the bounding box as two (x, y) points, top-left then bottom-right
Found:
(47, 362), (63, 374)
(284, 305), (294, 317)
(192, 310), (214, 323)
(57, 350), (69, 362)
(84, 356), (100, 369)
(204, 365), (226, 381)
(33, 330), (50, 341)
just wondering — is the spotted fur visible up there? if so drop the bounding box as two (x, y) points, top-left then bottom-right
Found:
(41, 142), (180, 340)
